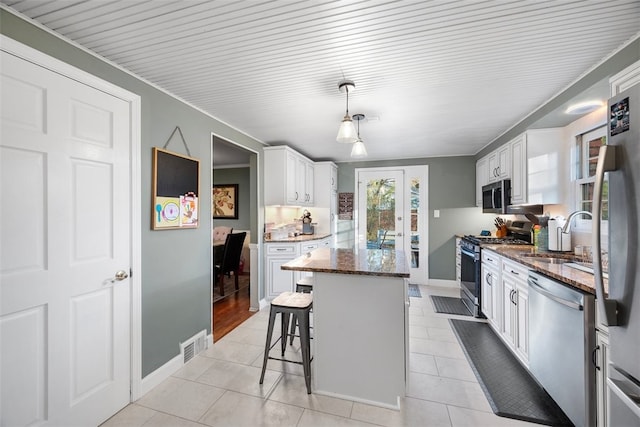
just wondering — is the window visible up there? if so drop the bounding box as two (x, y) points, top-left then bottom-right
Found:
(574, 126), (608, 228)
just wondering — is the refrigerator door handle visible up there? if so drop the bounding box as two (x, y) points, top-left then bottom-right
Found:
(592, 145), (618, 326)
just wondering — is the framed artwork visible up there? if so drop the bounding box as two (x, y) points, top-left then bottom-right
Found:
(152, 147), (199, 230)
(213, 184), (238, 219)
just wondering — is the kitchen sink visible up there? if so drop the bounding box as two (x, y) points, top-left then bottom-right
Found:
(565, 261), (609, 278)
(520, 255), (571, 264)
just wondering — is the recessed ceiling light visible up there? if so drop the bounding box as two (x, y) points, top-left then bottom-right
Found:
(565, 100), (604, 115)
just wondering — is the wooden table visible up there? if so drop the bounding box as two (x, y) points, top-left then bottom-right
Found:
(281, 247), (410, 408)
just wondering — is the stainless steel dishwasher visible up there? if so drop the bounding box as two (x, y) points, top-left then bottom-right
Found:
(528, 271), (596, 427)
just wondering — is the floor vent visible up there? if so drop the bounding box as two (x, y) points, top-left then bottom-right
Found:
(180, 330), (206, 364)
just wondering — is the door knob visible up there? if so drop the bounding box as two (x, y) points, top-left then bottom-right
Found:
(113, 270), (129, 282)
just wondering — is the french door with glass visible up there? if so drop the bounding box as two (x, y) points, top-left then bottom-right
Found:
(356, 166), (428, 284)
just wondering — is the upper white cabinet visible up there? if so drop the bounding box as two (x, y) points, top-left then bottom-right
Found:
(264, 146), (315, 206)
(476, 157), (489, 206)
(314, 161), (338, 237)
(510, 134), (527, 205)
(525, 128), (565, 205)
(488, 144), (511, 182)
(476, 128), (564, 207)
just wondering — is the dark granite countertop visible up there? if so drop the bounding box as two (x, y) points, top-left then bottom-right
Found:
(482, 245), (608, 296)
(281, 247), (410, 278)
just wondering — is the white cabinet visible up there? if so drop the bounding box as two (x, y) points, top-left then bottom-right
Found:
(526, 128), (565, 205)
(476, 128), (564, 206)
(499, 258), (530, 366)
(510, 134), (527, 205)
(264, 146), (314, 206)
(314, 162), (338, 238)
(488, 144), (510, 182)
(481, 250), (501, 328)
(595, 304), (611, 427)
(265, 239), (332, 299)
(265, 243), (298, 299)
(476, 156), (489, 207)
(610, 60), (640, 95)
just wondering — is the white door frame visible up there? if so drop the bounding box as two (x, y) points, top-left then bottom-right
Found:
(354, 165), (429, 284)
(210, 134), (263, 315)
(1, 35), (143, 400)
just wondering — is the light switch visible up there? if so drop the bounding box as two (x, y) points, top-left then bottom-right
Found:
(434, 210), (440, 218)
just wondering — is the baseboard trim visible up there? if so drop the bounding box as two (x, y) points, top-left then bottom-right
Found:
(258, 298), (269, 310)
(426, 279), (459, 289)
(138, 354), (182, 398)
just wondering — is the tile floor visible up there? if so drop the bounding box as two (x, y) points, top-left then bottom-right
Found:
(102, 285), (540, 427)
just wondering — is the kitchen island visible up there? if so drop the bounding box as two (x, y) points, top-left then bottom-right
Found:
(281, 247), (410, 408)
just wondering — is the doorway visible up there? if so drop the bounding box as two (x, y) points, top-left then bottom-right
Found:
(211, 136), (257, 340)
(355, 165), (428, 284)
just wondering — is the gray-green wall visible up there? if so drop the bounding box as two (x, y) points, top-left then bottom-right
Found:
(213, 168), (251, 230)
(337, 157), (494, 280)
(0, 10), (265, 377)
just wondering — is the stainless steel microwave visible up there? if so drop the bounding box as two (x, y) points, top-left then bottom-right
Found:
(482, 179), (511, 214)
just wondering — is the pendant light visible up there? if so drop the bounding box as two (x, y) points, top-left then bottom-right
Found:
(336, 79), (358, 143)
(350, 113), (368, 158)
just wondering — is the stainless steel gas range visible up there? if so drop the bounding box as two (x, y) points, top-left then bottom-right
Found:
(459, 221), (533, 317)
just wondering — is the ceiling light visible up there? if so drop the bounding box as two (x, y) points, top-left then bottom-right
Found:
(350, 114), (368, 158)
(565, 100), (604, 115)
(336, 79), (357, 143)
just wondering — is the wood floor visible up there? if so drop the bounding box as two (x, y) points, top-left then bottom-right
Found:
(212, 274), (256, 341)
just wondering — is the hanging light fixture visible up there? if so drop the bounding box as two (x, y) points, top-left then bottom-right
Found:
(336, 79), (358, 143)
(350, 113), (368, 158)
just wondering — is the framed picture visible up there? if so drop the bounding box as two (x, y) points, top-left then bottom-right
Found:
(213, 184), (238, 219)
(152, 147), (199, 230)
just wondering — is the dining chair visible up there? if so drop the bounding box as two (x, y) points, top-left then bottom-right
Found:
(215, 232), (247, 297)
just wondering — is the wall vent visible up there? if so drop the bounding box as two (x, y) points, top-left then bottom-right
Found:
(180, 330), (207, 364)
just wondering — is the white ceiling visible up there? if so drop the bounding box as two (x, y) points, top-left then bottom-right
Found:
(3, 0), (639, 163)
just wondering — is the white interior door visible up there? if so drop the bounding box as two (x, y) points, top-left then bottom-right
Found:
(356, 166), (428, 284)
(1, 49), (132, 426)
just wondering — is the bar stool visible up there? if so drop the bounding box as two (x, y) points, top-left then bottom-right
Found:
(259, 291), (313, 394)
(289, 276), (313, 345)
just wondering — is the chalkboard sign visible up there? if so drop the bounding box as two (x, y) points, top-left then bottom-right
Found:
(152, 147), (200, 229)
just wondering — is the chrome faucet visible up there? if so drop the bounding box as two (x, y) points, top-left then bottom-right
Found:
(561, 210), (593, 233)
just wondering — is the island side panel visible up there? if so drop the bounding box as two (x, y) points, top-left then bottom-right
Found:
(313, 272), (407, 407)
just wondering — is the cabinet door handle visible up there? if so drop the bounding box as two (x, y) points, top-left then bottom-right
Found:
(592, 345), (601, 370)
(276, 248), (287, 251)
(486, 273), (492, 286)
(510, 269), (519, 276)
(295, 192), (299, 200)
(510, 289), (517, 305)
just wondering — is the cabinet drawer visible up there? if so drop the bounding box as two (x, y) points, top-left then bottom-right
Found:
(482, 250), (501, 268)
(300, 242), (319, 252)
(266, 244), (297, 255)
(502, 258), (528, 281)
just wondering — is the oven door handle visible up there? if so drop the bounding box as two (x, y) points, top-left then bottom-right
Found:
(460, 247), (478, 260)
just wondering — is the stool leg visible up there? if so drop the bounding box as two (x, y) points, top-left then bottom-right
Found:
(289, 313), (297, 345)
(298, 308), (312, 394)
(259, 307), (277, 385)
(280, 310), (290, 356)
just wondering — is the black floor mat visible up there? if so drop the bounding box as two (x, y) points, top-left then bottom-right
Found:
(430, 295), (471, 316)
(449, 319), (573, 426)
(408, 284), (422, 298)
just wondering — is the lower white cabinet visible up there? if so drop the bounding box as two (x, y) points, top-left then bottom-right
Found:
(482, 253), (530, 367)
(481, 250), (501, 328)
(265, 238), (332, 299)
(500, 258), (529, 366)
(595, 306), (611, 427)
(265, 243), (298, 299)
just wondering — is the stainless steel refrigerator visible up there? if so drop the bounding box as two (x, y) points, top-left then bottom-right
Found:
(593, 84), (640, 426)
